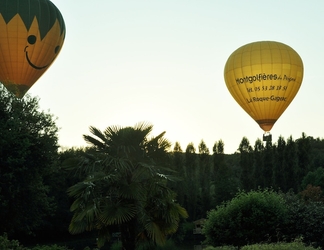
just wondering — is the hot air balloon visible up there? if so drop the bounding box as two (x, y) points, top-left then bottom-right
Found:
(0, 0), (66, 98)
(224, 41), (304, 141)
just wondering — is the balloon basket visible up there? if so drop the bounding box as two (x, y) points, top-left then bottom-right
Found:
(263, 132), (272, 142)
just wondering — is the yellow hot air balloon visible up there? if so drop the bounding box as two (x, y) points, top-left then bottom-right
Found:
(0, 0), (66, 98)
(224, 41), (303, 140)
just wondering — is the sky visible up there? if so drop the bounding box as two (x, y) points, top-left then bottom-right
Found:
(24, 0), (324, 154)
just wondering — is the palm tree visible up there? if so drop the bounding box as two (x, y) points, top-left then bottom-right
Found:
(66, 122), (188, 250)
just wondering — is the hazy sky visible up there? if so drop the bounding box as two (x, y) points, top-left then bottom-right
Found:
(26, 0), (324, 154)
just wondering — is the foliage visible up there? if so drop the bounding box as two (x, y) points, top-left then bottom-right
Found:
(170, 221), (194, 244)
(238, 137), (254, 191)
(212, 140), (238, 206)
(110, 239), (177, 250)
(0, 233), (26, 250)
(3, 79), (324, 247)
(228, 134), (324, 194)
(110, 242), (122, 250)
(117, 133), (324, 226)
(38, 147), (87, 238)
(197, 140), (213, 216)
(301, 167), (324, 190)
(296, 133), (312, 188)
(183, 142), (199, 219)
(0, 87), (59, 235)
(66, 122), (188, 250)
(299, 185), (324, 203)
(281, 191), (324, 248)
(30, 245), (71, 250)
(136, 238), (177, 250)
(203, 189), (288, 247)
(241, 238), (320, 250)
(0, 233), (74, 250)
(204, 239), (320, 250)
(204, 246), (237, 250)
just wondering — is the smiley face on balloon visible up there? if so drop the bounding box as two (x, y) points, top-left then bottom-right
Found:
(0, 0), (66, 98)
(24, 34), (61, 70)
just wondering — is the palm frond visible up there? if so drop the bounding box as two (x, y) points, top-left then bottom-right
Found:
(69, 212), (96, 234)
(63, 152), (102, 176)
(73, 202), (98, 222)
(156, 172), (179, 182)
(67, 180), (96, 199)
(174, 203), (189, 219)
(97, 227), (112, 248)
(70, 197), (85, 212)
(131, 164), (151, 183)
(161, 202), (188, 225)
(133, 122), (153, 134)
(148, 131), (171, 148)
(83, 134), (105, 149)
(105, 155), (133, 173)
(89, 126), (108, 143)
(61, 157), (81, 171)
(118, 181), (146, 201)
(98, 202), (137, 225)
(69, 217), (88, 234)
(144, 221), (166, 246)
(104, 125), (121, 139)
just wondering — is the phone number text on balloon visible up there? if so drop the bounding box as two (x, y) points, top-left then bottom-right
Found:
(247, 85), (288, 92)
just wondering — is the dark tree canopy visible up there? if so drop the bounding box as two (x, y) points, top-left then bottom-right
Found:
(0, 87), (59, 235)
(67, 122), (188, 250)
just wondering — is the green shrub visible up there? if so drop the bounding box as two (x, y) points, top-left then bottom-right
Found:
(82, 247), (99, 250)
(282, 191), (324, 248)
(136, 239), (177, 250)
(241, 239), (320, 250)
(204, 246), (237, 250)
(110, 241), (122, 250)
(301, 167), (324, 190)
(203, 189), (288, 247)
(30, 244), (71, 250)
(0, 233), (26, 250)
(171, 221), (194, 243)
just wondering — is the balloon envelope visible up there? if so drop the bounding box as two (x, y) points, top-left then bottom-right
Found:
(224, 41), (304, 132)
(0, 0), (66, 98)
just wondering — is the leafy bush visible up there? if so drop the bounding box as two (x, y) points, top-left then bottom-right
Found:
(171, 221), (194, 244)
(136, 239), (177, 250)
(30, 245), (71, 250)
(82, 247), (99, 250)
(204, 246), (237, 250)
(0, 233), (26, 250)
(241, 239), (320, 250)
(203, 189), (288, 247)
(0, 234), (74, 250)
(299, 184), (324, 202)
(282, 191), (324, 248)
(301, 167), (324, 190)
(110, 242), (122, 250)
(204, 240), (320, 250)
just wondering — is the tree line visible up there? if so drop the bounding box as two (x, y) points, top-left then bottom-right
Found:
(166, 133), (324, 222)
(1, 87), (324, 249)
